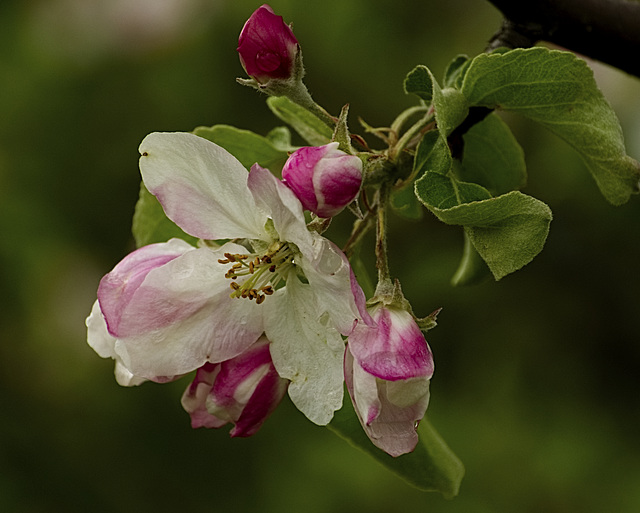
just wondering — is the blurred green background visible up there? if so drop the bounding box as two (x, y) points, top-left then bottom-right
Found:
(1, 1), (639, 512)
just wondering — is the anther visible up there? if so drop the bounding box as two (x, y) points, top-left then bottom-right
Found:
(269, 265), (276, 272)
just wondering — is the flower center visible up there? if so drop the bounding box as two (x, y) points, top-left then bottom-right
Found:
(218, 242), (295, 304)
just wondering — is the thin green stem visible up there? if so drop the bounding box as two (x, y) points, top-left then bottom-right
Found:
(390, 105), (429, 136)
(286, 84), (337, 129)
(343, 208), (375, 257)
(389, 106), (434, 162)
(375, 186), (391, 284)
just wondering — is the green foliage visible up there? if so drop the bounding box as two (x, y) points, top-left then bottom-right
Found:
(459, 113), (527, 195)
(266, 96), (333, 146)
(404, 65), (433, 103)
(461, 47), (640, 205)
(450, 232), (492, 286)
(443, 55), (471, 89)
(403, 47), (639, 281)
(390, 180), (424, 219)
(328, 392), (464, 498)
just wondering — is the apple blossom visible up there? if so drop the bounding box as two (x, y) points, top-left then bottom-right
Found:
(345, 304), (434, 457)
(181, 336), (288, 437)
(282, 142), (363, 218)
(87, 131), (366, 426)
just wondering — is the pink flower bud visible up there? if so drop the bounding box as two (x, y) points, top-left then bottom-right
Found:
(345, 305), (434, 456)
(282, 142), (363, 218)
(237, 4), (299, 84)
(181, 336), (288, 437)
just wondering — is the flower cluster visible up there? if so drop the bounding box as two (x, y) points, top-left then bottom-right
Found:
(86, 4), (436, 457)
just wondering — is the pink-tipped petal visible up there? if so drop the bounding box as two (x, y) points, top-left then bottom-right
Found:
(181, 363), (227, 429)
(345, 345), (431, 457)
(98, 238), (195, 337)
(247, 164), (313, 256)
(181, 337), (287, 436)
(348, 305), (434, 381)
(102, 243), (265, 379)
(139, 132), (267, 241)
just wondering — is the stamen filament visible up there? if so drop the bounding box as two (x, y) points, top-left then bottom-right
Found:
(221, 243), (295, 304)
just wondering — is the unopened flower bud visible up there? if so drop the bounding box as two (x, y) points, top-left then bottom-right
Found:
(237, 4), (299, 84)
(282, 142), (363, 218)
(345, 304), (434, 457)
(181, 336), (288, 437)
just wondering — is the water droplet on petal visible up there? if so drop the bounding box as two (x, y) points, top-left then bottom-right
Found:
(256, 51), (281, 73)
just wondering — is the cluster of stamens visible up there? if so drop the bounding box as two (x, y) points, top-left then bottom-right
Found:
(218, 243), (293, 304)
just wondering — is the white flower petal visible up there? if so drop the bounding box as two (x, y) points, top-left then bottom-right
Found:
(345, 347), (381, 425)
(113, 243), (265, 378)
(247, 164), (313, 254)
(114, 360), (147, 387)
(263, 276), (344, 425)
(139, 132), (267, 240)
(299, 237), (362, 335)
(86, 300), (146, 386)
(86, 299), (118, 360)
(346, 343), (431, 457)
(98, 238), (196, 337)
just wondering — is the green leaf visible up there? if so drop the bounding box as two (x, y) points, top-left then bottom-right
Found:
(413, 129), (452, 178)
(443, 54), (471, 89)
(429, 67), (469, 137)
(131, 182), (197, 248)
(418, 169), (492, 209)
(327, 393), (464, 498)
(459, 112), (527, 195)
(416, 171), (552, 279)
(266, 126), (294, 151)
(332, 103), (354, 154)
(266, 96), (333, 146)
(390, 180), (424, 219)
(461, 47), (640, 205)
(450, 231), (492, 286)
(193, 124), (290, 173)
(404, 65), (433, 103)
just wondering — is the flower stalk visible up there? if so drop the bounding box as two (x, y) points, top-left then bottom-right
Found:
(375, 185), (392, 287)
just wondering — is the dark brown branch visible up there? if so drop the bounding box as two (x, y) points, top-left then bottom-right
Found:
(486, 0), (640, 78)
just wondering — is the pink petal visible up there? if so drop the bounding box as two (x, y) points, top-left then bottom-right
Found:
(105, 243), (265, 379)
(247, 164), (313, 254)
(348, 305), (434, 381)
(98, 238), (195, 337)
(237, 4), (298, 83)
(139, 132), (267, 241)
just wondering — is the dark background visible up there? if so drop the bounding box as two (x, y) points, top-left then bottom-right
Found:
(1, 1), (639, 512)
